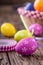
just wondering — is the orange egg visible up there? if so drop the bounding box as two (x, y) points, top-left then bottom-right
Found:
(34, 0), (43, 12)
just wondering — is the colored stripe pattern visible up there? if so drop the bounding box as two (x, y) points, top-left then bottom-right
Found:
(0, 39), (17, 52)
(17, 7), (43, 19)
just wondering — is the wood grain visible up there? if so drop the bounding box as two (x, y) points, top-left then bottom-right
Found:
(0, 53), (10, 65)
(8, 47), (43, 65)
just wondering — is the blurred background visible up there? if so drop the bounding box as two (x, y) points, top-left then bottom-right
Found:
(0, 0), (34, 5)
(0, 0), (34, 38)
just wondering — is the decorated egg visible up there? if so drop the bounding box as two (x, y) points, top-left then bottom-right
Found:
(34, 0), (43, 12)
(14, 30), (33, 41)
(1, 23), (16, 37)
(24, 3), (35, 11)
(29, 23), (42, 36)
(15, 38), (38, 55)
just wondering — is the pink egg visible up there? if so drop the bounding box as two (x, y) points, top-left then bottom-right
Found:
(15, 38), (38, 55)
(29, 23), (43, 36)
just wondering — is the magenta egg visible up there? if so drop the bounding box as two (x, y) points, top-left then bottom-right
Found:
(29, 23), (43, 36)
(15, 38), (38, 55)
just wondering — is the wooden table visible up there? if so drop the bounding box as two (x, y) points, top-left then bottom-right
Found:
(0, 6), (43, 65)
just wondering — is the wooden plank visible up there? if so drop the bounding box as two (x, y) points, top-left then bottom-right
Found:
(8, 51), (26, 65)
(0, 53), (10, 65)
(8, 47), (43, 65)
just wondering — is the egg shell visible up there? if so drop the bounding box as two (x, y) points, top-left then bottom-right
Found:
(15, 38), (38, 55)
(1, 23), (16, 37)
(14, 30), (32, 41)
(29, 23), (43, 36)
(24, 3), (35, 11)
(34, 0), (43, 12)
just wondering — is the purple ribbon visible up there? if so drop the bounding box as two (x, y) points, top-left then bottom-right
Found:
(34, 37), (43, 40)
(34, 37), (43, 48)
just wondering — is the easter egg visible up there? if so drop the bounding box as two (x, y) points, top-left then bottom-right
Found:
(34, 0), (43, 12)
(15, 38), (38, 55)
(14, 30), (33, 41)
(1, 23), (16, 37)
(24, 3), (35, 11)
(29, 23), (42, 36)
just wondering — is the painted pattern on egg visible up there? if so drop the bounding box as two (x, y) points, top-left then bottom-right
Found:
(15, 38), (38, 55)
(31, 45), (36, 50)
(22, 47), (27, 52)
(24, 40), (29, 44)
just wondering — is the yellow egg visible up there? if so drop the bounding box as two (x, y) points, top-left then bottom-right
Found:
(0, 26), (1, 30)
(14, 30), (33, 41)
(1, 23), (16, 37)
